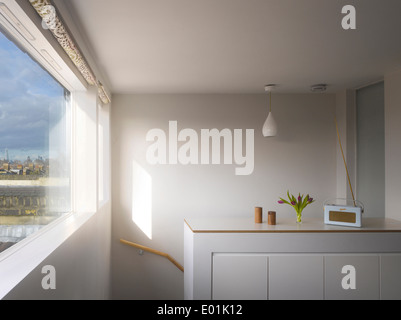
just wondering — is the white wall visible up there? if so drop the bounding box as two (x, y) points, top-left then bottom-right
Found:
(3, 203), (111, 300)
(385, 70), (401, 220)
(335, 90), (357, 203)
(111, 93), (337, 299)
(356, 82), (385, 217)
(335, 91), (347, 200)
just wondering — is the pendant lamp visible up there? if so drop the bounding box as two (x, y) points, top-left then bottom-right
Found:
(262, 85), (278, 137)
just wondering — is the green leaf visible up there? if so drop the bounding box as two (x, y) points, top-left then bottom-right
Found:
(279, 197), (291, 205)
(301, 195), (309, 209)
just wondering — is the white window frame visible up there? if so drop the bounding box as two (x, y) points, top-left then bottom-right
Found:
(98, 102), (111, 209)
(0, 0), (98, 299)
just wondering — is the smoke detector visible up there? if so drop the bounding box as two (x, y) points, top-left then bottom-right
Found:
(311, 84), (327, 93)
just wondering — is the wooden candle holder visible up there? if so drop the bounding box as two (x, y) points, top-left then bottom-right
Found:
(255, 207), (263, 223)
(268, 211), (276, 225)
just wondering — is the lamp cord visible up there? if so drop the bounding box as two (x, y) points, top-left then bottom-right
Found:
(269, 91), (272, 113)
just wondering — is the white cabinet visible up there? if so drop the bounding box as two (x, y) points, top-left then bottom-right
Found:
(324, 255), (380, 300)
(211, 254), (325, 300)
(212, 254), (268, 300)
(269, 255), (324, 300)
(381, 254), (401, 300)
(211, 254), (386, 300)
(184, 218), (401, 300)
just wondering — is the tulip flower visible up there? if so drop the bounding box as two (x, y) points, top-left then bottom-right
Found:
(278, 191), (316, 224)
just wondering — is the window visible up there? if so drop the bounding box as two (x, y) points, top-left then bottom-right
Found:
(0, 28), (71, 253)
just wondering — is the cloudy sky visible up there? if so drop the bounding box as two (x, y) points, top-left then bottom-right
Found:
(0, 30), (67, 162)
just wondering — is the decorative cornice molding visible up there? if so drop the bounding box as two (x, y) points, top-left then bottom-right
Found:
(29, 0), (111, 104)
(98, 81), (111, 105)
(29, 0), (97, 86)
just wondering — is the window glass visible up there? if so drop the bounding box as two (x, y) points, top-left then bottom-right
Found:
(0, 29), (71, 253)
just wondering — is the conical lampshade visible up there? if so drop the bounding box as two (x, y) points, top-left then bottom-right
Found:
(263, 84), (278, 137)
(262, 112), (277, 137)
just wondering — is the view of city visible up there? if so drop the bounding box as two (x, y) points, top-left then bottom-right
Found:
(0, 28), (70, 253)
(0, 151), (70, 253)
(0, 151), (49, 177)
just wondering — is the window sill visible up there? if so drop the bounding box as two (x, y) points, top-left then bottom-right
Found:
(0, 210), (95, 299)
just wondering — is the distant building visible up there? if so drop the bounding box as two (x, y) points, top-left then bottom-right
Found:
(0, 154), (50, 177)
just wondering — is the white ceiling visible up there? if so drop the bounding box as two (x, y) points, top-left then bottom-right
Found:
(66, 0), (401, 94)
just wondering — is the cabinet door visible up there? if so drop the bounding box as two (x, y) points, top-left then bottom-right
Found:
(325, 255), (379, 300)
(269, 255), (324, 300)
(381, 254), (401, 300)
(212, 254), (268, 300)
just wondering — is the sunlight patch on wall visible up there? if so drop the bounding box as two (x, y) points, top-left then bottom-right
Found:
(132, 161), (152, 239)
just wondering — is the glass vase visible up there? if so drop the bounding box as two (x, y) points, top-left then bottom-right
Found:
(296, 212), (302, 224)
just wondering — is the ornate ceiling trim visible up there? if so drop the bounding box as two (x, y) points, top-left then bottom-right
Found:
(29, 0), (111, 104)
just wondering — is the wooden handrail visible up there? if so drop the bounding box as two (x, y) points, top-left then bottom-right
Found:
(120, 239), (184, 272)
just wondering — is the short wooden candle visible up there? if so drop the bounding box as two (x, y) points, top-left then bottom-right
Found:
(268, 211), (276, 225)
(255, 207), (263, 223)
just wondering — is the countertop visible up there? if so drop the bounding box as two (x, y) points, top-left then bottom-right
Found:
(184, 217), (401, 233)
